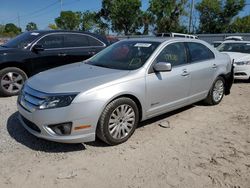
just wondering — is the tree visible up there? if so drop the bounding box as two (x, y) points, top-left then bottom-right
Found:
(79, 11), (98, 31)
(48, 23), (58, 30)
(80, 11), (109, 34)
(100, 0), (142, 35)
(55, 11), (81, 30)
(26, 22), (38, 31)
(0, 24), (5, 35)
(196, 0), (245, 33)
(140, 11), (154, 35)
(4, 23), (21, 35)
(230, 15), (250, 33)
(148, 0), (188, 33)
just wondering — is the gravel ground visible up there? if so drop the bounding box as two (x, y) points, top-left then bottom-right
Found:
(0, 82), (249, 188)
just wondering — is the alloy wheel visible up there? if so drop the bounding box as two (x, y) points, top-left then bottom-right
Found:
(0, 72), (24, 94)
(212, 79), (224, 103)
(108, 104), (136, 140)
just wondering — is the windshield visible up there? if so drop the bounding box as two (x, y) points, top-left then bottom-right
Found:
(3, 32), (40, 49)
(86, 40), (160, 70)
(217, 42), (250, 54)
(213, 42), (222, 48)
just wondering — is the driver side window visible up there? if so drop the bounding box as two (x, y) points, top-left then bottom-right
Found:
(156, 42), (187, 67)
(37, 34), (64, 49)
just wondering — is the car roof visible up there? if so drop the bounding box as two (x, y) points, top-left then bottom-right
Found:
(122, 37), (202, 43)
(221, 40), (250, 44)
(27, 30), (109, 45)
(28, 30), (95, 35)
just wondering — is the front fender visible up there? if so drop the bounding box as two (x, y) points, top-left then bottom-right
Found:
(73, 77), (147, 121)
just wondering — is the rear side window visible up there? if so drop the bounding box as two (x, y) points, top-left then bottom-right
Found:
(187, 42), (215, 63)
(156, 42), (187, 67)
(64, 34), (89, 47)
(88, 36), (104, 46)
(37, 34), (64, 49)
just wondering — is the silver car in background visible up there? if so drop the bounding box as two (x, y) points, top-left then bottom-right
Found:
(17, 38), (233, 145)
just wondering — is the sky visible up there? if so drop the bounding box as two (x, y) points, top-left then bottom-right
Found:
(0, 0), (250, 31)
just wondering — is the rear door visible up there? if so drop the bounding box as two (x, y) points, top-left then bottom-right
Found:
(185, 42), (216, 101)
(63, 33), (106, 64)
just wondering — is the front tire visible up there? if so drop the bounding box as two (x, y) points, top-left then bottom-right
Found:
(97, 97), (139, 145)
(204, 76), (225, 105)
(0, 67), (27, 97)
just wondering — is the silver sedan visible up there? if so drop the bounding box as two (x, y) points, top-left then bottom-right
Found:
(17, 37), (233, 145)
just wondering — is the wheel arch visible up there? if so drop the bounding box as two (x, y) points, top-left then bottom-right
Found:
(217, 72), (233, 96)
(0, 62), (30, 77)
(106, 94), (143, 122)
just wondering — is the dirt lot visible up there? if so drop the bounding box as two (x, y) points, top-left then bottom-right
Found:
(0, 82), (249, 188)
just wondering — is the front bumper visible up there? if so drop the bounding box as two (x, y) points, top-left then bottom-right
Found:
(234, 65), (250, 80)
(17, 101), (101, 144)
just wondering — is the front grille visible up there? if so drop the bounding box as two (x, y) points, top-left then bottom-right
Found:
(20, 115), (41, 133)
(19, 85), (46, 112)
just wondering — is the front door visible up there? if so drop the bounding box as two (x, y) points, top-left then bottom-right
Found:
(30, 34), (65, 75)
(146, 42), (191, 117)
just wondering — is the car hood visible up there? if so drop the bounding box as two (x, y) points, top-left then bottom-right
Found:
(0, 46), (16, 53)
(0, 47), (22, 56)
(223, 52), (250, 62)
(27, 62), (130, 93)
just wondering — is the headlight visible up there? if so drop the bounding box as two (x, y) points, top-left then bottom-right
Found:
(234, 61), (250, 65)
(39, 94), (77, 110)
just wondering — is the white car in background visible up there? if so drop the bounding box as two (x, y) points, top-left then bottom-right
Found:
(217, 41), (250, 80)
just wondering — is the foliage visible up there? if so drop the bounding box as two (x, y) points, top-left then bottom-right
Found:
(26, 22), (38, 31)
(48, 23), (58, 30)
(79, 11), (97, 31)
(3, 23), (21, 36)
(1, 0), (249, 36)
(139, 11), (155, 35)
(196, 0), (245, 33)
(100, 0), (142, 35)
(230, 15), (250, 33)
(148, 0), (188, 33)
(0, 25), (5, 34)
(55, 11), (81, 30)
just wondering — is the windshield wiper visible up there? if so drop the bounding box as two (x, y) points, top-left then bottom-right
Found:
(93, 64), (111, 69)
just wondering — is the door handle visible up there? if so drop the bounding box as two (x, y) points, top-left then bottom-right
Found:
(58, 53), (67, 57)
(88, 51), (96, 55)
(181, 69), (189, 76)
(212, 64), (217, 68)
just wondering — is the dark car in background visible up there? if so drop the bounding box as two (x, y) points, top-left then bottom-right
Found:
(0, 30), (108, 96)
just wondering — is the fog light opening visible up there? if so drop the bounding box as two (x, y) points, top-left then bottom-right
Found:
(48, 122), (72, 136)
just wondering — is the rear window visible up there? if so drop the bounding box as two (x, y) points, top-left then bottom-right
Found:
(64, 34), (89, 47)
(88, 36), (104, 46)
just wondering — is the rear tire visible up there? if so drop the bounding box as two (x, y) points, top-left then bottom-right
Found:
(97, 97), (139, 145)
(204, 76), (225, 105)
(0, 67), (27, 97)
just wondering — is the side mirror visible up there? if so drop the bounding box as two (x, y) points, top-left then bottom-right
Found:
(32, 44), (44, 52)
(153, 62), (172, 72)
